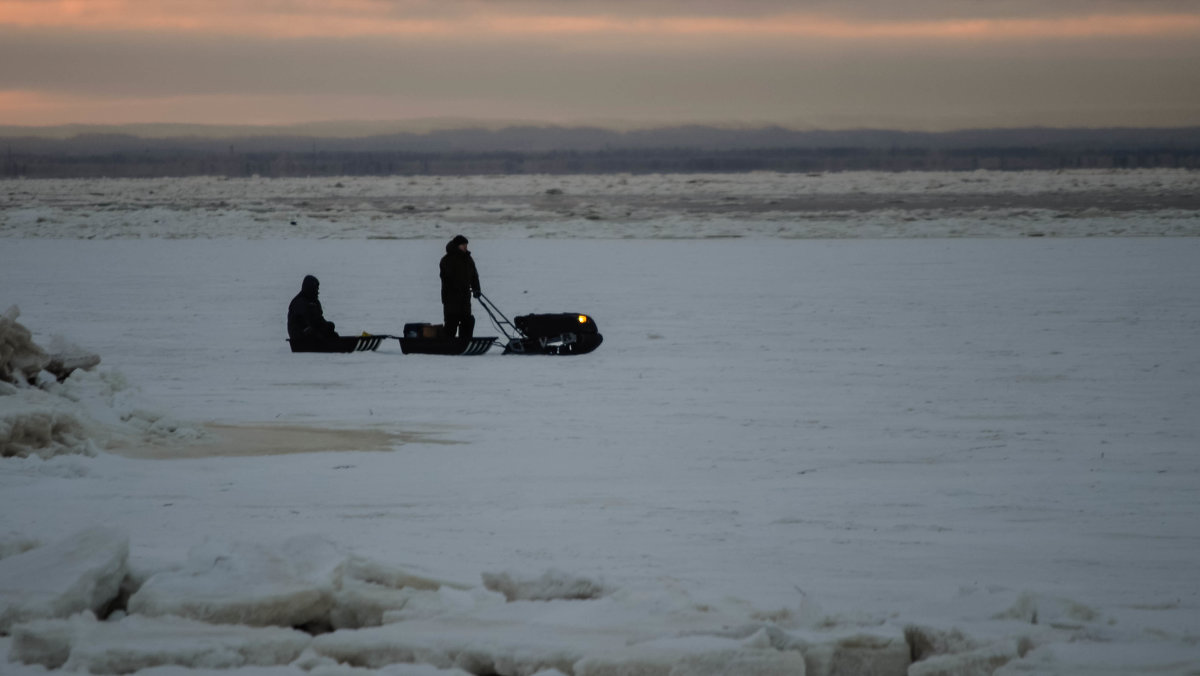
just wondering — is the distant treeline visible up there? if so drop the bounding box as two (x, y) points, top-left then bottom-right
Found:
(5, 147), (1199, 178)
(4, 125), (1200, 177)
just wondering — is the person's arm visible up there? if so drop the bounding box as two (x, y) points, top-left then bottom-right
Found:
(304, 300), (334, 336)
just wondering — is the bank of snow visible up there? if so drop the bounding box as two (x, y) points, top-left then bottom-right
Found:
(1, 306), (201, 461)
(5, 525), (1198, 675)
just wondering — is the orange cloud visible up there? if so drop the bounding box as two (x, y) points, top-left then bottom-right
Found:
(0, 89), (47, 113)
(509, 13), (1200, 41)
(0, 89), (131, 125)
(3, 1), (1200, 41)
(0, 0), (450, 37)
(817, 14), (1200, 40)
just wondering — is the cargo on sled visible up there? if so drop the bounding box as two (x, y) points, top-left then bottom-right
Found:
(478, 294), (603, 356)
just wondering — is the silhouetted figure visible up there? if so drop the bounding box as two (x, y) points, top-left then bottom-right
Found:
(287, 275), (339, 352)
(439, 235), (481, 338)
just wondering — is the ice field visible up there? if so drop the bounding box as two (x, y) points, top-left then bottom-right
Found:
(2, 170), (1199, 674)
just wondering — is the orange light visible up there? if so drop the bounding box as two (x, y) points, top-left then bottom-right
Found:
(577, 315), (588, 323)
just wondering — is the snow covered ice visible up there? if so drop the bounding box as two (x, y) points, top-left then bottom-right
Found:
(2, 169), (1199, 674)
(0, 526), (128, 634)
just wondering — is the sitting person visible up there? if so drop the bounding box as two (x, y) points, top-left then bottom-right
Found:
(287, 275), (340, 351)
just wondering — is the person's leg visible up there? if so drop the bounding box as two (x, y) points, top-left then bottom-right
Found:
(443, 307), (460, 338)
(444, 296), (471, 338)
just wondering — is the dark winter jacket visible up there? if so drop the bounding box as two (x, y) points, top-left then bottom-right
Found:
(439, 241), (481, 308)
(287, 275), (336, 342)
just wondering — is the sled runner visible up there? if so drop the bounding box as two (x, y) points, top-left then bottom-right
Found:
(398, 323), (496, 356)
(288, 334), (387, 353)
(478, 294), (604, 356)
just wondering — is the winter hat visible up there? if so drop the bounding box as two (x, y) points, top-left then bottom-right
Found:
(450, 234), (469, 247)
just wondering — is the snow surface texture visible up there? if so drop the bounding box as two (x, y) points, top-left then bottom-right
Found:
(1, 171), (1199, 674)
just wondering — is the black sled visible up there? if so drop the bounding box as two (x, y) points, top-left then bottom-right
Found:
(479, 294), (604, 356)
(398, 323), (496, 356)
(289, 334), (388, 353)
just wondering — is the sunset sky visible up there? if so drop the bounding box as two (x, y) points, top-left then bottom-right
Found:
(2, 0), (1199, 131)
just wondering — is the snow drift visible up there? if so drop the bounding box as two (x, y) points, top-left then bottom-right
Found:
(0, 307), (199, 459)
(10, 612), (311, 673)
(2, 527), (925, 675)
(4, 524), (1137, 675)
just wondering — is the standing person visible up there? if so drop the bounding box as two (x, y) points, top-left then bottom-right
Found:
(287, 274), (339, 351)
(439, 234), (481, 339)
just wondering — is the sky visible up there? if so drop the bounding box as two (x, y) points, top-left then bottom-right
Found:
(1, 0), (1199, 132)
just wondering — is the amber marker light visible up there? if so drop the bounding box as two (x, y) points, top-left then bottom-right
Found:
(578, 315), (589, 323)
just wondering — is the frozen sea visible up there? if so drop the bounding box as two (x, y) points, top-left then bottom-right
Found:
(1, 170), (1199, 675)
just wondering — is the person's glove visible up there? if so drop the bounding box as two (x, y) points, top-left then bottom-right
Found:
(473, 289), (482, 299)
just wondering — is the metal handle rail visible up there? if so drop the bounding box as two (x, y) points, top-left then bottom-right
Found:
(476, 293), (521, 342)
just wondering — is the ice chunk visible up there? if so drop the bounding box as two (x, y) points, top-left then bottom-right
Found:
(909, 639), (1022, 676)
(332, 578), (429, 630)
(290, 643), (475, 675)
(0, 392), (96, 458)
(794, 628), (911, 676)
(9, 611), (310, 672)
(314, 592), (817, 675)
(102, 665), (519, 675)
(0, 306), (49, 385)
(127, 540), (474, 632)
(378, 586), (507, 625)
(312, 616), (609, 673)
(128, 535), (346, 628)
(482, 568), (612, 601)
(316, 619), (812, 675)
(996, 639), (1200, 675)
(904, 624), (982, 662)
(668, 648), (809, 676)
(576, 631), (808, 675)
(344, 555), (470, 593)
(42, 333), (101, 382)
(991, 591), (1103, 630)
(0, 526), (128, 634)
(331, 556), (476, 629)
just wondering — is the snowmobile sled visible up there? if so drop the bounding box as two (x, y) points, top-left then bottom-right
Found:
(398, 323), (496, 356)
(288, 334), (388, 353)
(478, 294), (603, 355)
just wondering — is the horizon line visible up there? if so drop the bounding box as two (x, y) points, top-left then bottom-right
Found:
(4, 119), (1200, 141)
